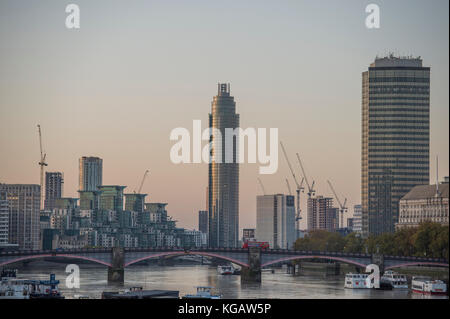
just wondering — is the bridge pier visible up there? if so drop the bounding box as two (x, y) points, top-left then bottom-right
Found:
(241, 247), (261, 283)
(108, 247), (124, 285)
(287, 262), (301, 276)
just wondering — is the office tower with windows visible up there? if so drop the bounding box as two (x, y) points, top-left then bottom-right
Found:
(44, 172), (64, 211)
(256, 194), (296, 249)
(0, 192), (8, 245)
(362, 55), (430, 236)
(208, 83), (240, 248)
(0, 184), (40, 250)
(198, 210), (208, 234)
(79, 156), (103, 191)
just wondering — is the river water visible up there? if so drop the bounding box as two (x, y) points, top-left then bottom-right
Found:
(13, 261), (448, 299)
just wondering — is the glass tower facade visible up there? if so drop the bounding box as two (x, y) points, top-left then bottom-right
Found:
(79, 156), (103, 191)
(208, 83), (240, 248)
(362, 55), (430, 236)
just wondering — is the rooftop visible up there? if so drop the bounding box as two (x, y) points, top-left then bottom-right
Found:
(371, 54), (423, 68)
(401, 183), (449, 201)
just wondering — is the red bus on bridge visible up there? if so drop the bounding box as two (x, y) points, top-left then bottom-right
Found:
(242, 241), (269, 249)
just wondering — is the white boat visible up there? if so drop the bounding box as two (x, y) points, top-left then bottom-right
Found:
(217, 265), (234, 275)
(344, 273), (369, 289)
(182, 286), (221, 299)
(0, 269), (64, 299)
(411, 276), (447, 295)
(0, 269), (30, 299)
(380, 270), (408, 289)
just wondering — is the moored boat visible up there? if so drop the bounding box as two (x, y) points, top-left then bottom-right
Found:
(380, 270), (408, 289)
(101, 286), (179, 299)
(0, 269), (64, 299)
(344, 273), (369, 289)
(411, 276), (447, 295)
(217, 265), (234, 275)
(0, 269), (30, 299)
(182, 286), (221, 299)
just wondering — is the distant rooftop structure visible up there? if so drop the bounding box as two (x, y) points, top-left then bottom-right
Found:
(401, 183), (449, 201)
(217, 83), (230, 97)
(371, 54), (423, 68)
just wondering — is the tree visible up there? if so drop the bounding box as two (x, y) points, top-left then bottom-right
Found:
(413, 222), (443, 257)
(430, 225), (449, 259)
(343, 233), (364, 253)
(393, 227), (416, 256)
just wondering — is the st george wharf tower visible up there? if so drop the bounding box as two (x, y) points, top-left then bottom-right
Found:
(208, 83), (240, 248)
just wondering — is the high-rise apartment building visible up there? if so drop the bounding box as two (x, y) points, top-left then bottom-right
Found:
(362, 55), (430, 236)
(307, 196), (335, 231)
(198, 210), (208, 234)
(98, 185), (125, 212)
(79, 190), (101, 211)
(0, 192), (9, 246)
(79, 156), (103, 191)
(208, 83), (240, 248)
(44, 172), (64, 211)
(0, 184), (40, 250)
(352, 204), (363, 234)
(256, 194), (296, 249)
(125, 194), (147, 213)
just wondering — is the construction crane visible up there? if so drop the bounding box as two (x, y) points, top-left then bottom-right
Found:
(257, 177), (266, 195)
(135, 170), (149, 193)
(37, 124), (47, 211)
(296, 153), (315, 199)
(285, 178), (292, 196)
(327, 180), (348, 229)
(280, 142), (304, 227)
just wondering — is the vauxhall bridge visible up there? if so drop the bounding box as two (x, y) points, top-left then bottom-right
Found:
(0, 247), (448, 284)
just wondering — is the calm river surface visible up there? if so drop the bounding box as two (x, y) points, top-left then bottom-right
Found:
(14, 261), (448, 299)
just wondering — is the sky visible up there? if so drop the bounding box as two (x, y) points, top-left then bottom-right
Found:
(0, 0), (448, 232)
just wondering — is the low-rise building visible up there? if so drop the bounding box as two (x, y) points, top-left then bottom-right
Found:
(397, 180), (449, 229)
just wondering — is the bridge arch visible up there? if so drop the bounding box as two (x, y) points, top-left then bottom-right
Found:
(125, 251), (249, 267)
(385, 261), (449, 270)
(261, 255), (368, 268)
(0, 254), (112, 268)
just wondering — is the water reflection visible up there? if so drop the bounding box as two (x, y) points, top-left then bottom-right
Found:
(13, 261), (448, 299)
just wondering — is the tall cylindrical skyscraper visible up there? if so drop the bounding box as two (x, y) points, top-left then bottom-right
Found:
(208, 83), (240, 248)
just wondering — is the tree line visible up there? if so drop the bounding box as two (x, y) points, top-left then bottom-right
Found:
(293, 222), (449, 260)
